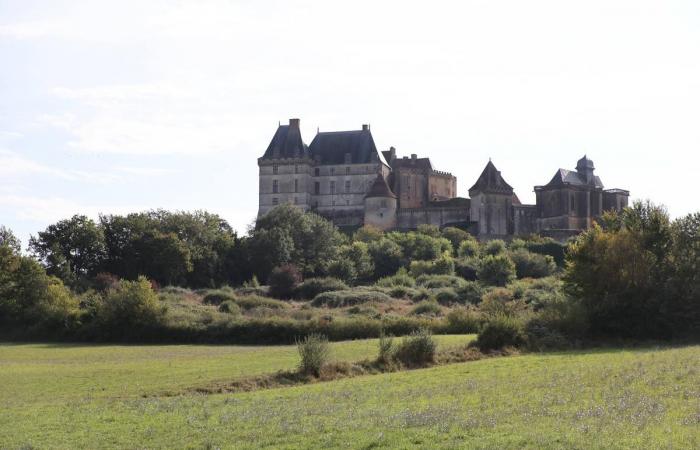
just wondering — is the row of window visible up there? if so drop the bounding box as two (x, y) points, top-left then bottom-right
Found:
(271, 198), (353, 207)
(272, 179), (354, 194)
(272, 165), (374, 175)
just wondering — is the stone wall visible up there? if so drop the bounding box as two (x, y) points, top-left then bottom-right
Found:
(396, 206), (470, 230)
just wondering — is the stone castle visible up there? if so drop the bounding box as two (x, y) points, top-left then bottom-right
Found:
(258, 119), (629, 240)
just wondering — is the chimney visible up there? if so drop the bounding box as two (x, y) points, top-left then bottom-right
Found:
(362, 124), (369, 131)
(289, 118), (300, 128)
(389, 146), (396, 161)
(411, 153), (417, 160)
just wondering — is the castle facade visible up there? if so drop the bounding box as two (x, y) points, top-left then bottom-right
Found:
(258, 119), (629, 240)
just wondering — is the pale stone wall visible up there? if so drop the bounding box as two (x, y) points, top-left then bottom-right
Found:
(364, 197), (397, 230)
(470, 193), (512, 237)
(428, 172), (457, 200)
(396, 206), (469, 230)
(259, 159), (313, 216)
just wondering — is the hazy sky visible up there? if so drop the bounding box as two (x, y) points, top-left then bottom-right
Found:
(1, 0), (699, 245)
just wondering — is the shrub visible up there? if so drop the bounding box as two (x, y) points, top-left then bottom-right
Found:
(525, 320), (570, 351)
(326, 259), (358, 284)
(457, 239), (480, 258)
(483, 239), (507, 256)
(409, 255), (455, 277)
(415, 274), (466, 289)
(475, 315), (526, 351)
(311, 289), (392, 308)
(441, 227), (473, 250)
(295, 277), (348, 300)
(409, 287), (431, 302)
(479, 288), (525, 318)
(455, 257), (479, 281)
(218, 300), (241, 315)
(509, 249), (556, 279)
(297, 333), (330, 376)
(387, 285), (419, 299)
(202, 290), (236, 305)
(368, 238), (403, 278)
(97, 277), (164, 329)
(526, 239), (567, 266)
(234, 286), (269, 297)
(477, 254), (516, 286)
(93, 273), (119, 292)
(377, 332), (395, 363)
(234, 295), (288, 310)
(376, 269), (415, 288)
(408, 260), (433, 278)
(268, 264), (302, 299)
(410, 300), (442, 316)
(455, 281), (484, 305)
(394, 328), (437, 366)
(433, 287), (459, 306)
(445, 308), (482, 334)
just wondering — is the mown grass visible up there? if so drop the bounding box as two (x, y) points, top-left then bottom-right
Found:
(1, 342), (699, 449)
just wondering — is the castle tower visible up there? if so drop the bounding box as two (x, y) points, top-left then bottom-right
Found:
(576, 155), (596, 185)
(257, 118), (313, 216)
(468, 160), (515, 238)
(363, 173), (397, 230)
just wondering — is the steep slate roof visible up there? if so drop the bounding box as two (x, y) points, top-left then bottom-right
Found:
(365, 173), (397, 199)
(309, 128), (383, 165)
(543, 169), (604, 189)
(468, 161), (514, 194)
(390, 156), (433, 171)
(260, 119), (309, 160)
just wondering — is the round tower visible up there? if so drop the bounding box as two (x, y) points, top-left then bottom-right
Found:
(364, 173), (397, 230)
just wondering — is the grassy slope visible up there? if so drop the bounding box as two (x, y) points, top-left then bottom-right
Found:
(1, 342), (699, 449)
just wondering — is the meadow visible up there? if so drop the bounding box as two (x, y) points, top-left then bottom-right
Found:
(1, 340), (698, 449)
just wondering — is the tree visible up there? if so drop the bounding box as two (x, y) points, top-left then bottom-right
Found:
(368, 237), (403, 278)
(441, 227), (473, 251)
(29, 215), (106, 286)
(268, 264), (302, 299)
(251, 204), (345, 278)
(0, 226), (21, 253)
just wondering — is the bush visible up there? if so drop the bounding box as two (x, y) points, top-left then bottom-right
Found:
(526, 239), (567, 266)
(97, 277), (164, 330)
(433, 288), (459, 306)
(268, 264), (302, 299)
(509, 249), (556, 279)
(218, 300), (241, 315)
(408, 255), (455, 277)
(475, 315), (526, 351)
(441, 227), (473, 250)
(415, 274), (466, 289)
(202, 290), (236, 305)
(410, 300), (442, 316)
(477, 254), (516, 286)
(377, 332), (395, 364)
(297, 333), (330, 376)
(311, 289), (392, 308)
(455, 257), (479, 281)
(455, 281), (484, 305)
(235, 295), (288, 310)
(326, 259), (358, 284)
(295, 277), (348, 300)
(394, 328), (437, 366)
(376, 269), (415, 288)
(408, 260), (433, 278)
(445, 308), (481, 334)
(368, 238), (403, 278)
(483, 239), (506, 256)
(457, 239), (480, 258)
(387, 285), (419, 300)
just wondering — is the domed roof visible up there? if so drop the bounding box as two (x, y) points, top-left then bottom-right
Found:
(365, 173), (397, 199)
(576, 155), (595, 171)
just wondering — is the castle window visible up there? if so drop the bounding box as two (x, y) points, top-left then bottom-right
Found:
(294, 179), (298, 193)
(294, 165), (299, 174)
(314, 182), (320, 195)
(346, 199), (349, 205)
(331, 168), (335, 175)
(272, 180), (278, 193)
(272, 197), (279, 205)
(346, 166), (350, 175)
(345, 180), (351, 193)
(332, 200), (336, 206)
(330, 181), (336, 194)
(273, 165), (278, 175)
(380, 213), (384, 218)
(314, 168), (320, 176)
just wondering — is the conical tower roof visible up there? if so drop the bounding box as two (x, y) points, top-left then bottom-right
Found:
(365, 173), (397, 199)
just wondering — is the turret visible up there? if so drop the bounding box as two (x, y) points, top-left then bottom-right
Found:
(364, 173), (397, 230)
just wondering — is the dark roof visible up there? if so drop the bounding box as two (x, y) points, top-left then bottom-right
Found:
(260, 120), (309, 160)
(428, 197), (470, 208)
(365, 173), (397, 199)
(576, 155), (595, 171)
(543, 169), (604, 189)
(309, 129), (382, 165)
(391, 156), (433, 171)
(468, 161), (514, 194)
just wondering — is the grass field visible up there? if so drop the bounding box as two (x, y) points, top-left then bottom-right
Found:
(1, 339), (699, 449)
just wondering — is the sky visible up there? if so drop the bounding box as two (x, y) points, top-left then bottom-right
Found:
(1, 0), (699, 247)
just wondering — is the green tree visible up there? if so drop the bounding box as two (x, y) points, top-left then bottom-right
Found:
(368, 237), (403, 278)
(477, 254), (516, 286)
(29, 215), (106, 285)
(0, 226), (21, 253)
